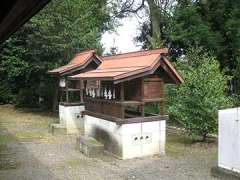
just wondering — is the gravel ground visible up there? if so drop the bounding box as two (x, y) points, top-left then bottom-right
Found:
(0, 105), (221, 180)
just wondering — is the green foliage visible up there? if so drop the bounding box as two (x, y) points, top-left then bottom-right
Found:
(167, 48), (233, 141)
(15, 88), (39, 108)
(0, 81), (12, 104)
(0, 0), (112, 107)
(170, 2), (222, 55)
(134, 0), (240, 75)
(170, 0), (240, 68)
(144, 102), (160, 114)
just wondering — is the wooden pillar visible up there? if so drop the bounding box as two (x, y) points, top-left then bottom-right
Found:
(159, 101), (164, 115)
(60, 88), (63, 102)
(52, 77), (59, 112)
(120, 82), (125, 119)
(66, 78), (69, 103)
(141, 78), (145, 117)
(80, 89), (83, 103)
(140, 105), (145, 117)
(159, 81), (164, 115)
(80, 80), (83, 103)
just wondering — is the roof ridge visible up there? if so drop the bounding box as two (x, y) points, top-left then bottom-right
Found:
(97, 66), (147, 70)
(101, 48), (168, 60)
(75, 49), (96, 56)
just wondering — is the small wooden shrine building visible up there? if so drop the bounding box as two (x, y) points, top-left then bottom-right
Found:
(67, 48), (183, 159)
(70, 48), (183, 123)
(48, 50), (101, 111)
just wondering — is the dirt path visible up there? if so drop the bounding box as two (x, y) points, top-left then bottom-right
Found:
(0, 105), (220, 180)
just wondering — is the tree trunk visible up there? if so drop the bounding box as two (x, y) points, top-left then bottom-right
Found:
(147, 0), (163, 48)
(201, 133), (207, 142)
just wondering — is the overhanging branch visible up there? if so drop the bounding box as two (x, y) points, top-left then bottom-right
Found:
(119, 0), (146, 16)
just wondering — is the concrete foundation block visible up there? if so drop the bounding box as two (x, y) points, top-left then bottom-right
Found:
(218, 108), (240, 174)
(76, 136), (104, 158)
(84, 115), (166, 159)
(59, 105), (85, 135)
(50, 123), (67, 135)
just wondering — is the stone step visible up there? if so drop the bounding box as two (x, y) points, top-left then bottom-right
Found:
(50, 123), (67, 135)
(76, 136), (104, 158)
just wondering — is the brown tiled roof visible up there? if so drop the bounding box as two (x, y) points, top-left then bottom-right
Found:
(101, 48), (168, 60)
(48, 49), (98, 75)
(69, 48), (183, 84)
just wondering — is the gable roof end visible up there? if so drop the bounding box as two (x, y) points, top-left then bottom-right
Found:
(48, 49), (101, 76)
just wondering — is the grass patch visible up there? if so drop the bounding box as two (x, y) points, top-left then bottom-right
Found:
(66, 159), (82, 168)
(38, 135), (55, 144)
(0, 131), (54, 143)
(0, 135), (16, 143)
(0, 160), (19, 170)
(0, 144), (8, 152)
(166, 132), (217, 157)
(166, 132), (193, 157)
(15, 132), (44, 141)
(53, 159), (94, 170)
(88, 138), (101, 145)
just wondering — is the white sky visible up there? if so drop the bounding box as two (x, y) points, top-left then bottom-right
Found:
(101, 15), (143, 54)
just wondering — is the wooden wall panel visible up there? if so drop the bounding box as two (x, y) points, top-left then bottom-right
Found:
(124, 78), (142, 101)
(143, 75), (164, 99)
(102, 103), (122, 118)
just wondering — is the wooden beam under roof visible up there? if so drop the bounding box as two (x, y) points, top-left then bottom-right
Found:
(0, 0), (50, 43)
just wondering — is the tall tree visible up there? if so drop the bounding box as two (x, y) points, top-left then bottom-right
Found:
(170, 0), (240, 67)
(170, 0), (240, 94)
(116, 0), (176, 48)
(124, 0), (240, 94)
(0, 0), (113, 107)
(122, 0), (240, 69)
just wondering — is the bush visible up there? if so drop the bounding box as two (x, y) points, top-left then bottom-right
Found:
(167, 48), (233, 141)
(0, 83), (12, 104)
(15, 88), (39, 108)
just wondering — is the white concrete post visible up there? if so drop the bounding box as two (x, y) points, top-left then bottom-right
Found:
(108, 89), (112, 100)
(218, 108), (240, 173)
(104, 88), (108, 99)
(92, 89), (96, 98)
(113, 88), (116, 99)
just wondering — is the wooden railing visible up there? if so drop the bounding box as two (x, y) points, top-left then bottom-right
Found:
(84, 97), (164, 119)
(84, 97), (124, 118)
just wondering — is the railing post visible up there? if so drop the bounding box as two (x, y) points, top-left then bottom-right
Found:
(141, 78), (145, 117)
(159, 100), (164, 115)
(66, 78), (69, 103)
(80, 89), (83, 103)
(120, 82), (125, 119)
(159, 81), (164, 115)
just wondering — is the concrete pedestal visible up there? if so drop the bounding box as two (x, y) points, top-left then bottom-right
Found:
(58, 104), (85, 134)
(218, 108), (240, 174)
(84, 115), (166, 159)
